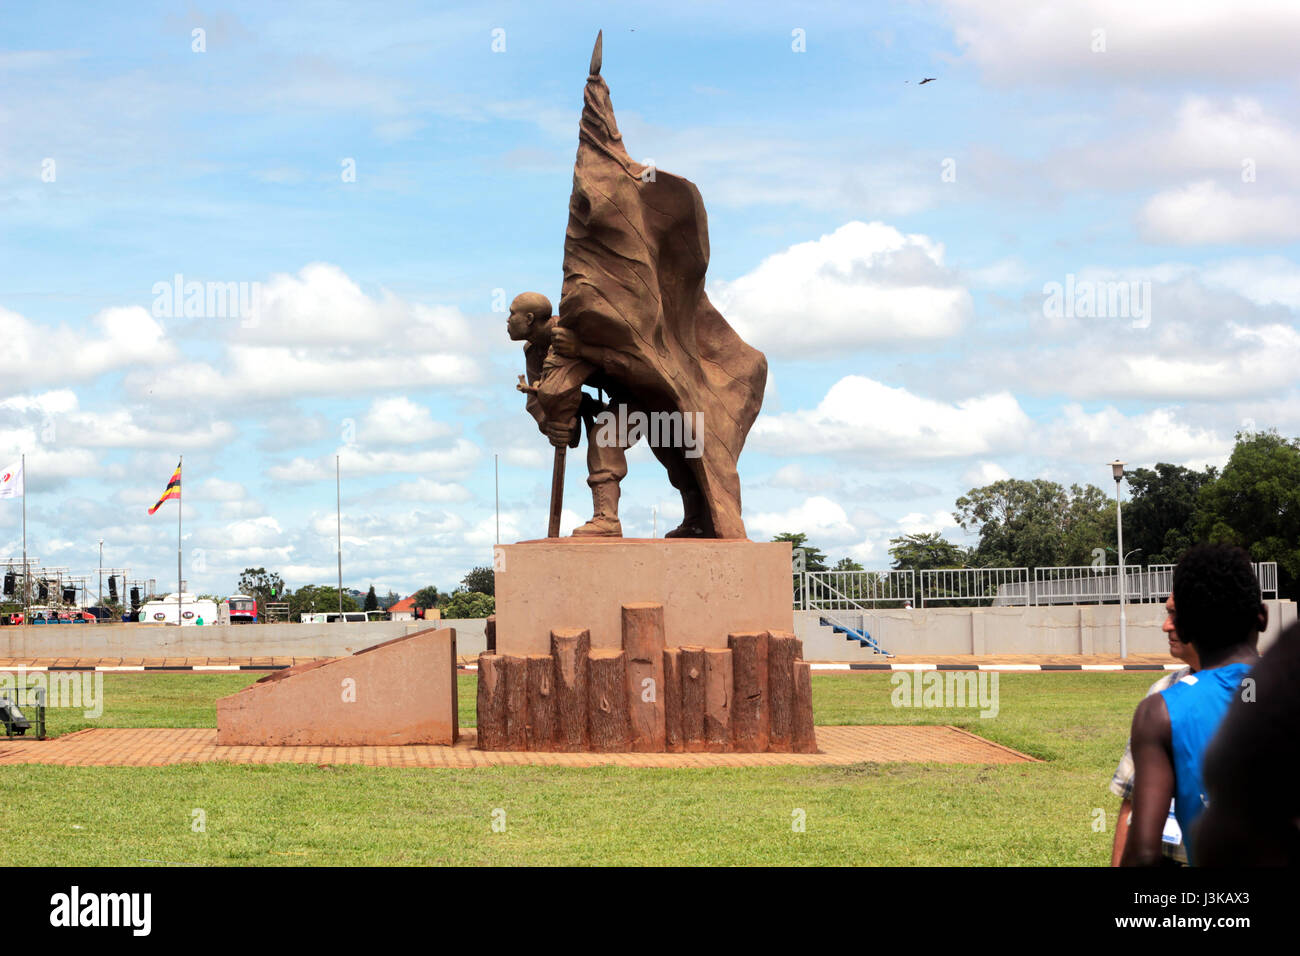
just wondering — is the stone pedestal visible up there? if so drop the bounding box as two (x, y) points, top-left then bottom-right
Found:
(478, 540), (813, 754)
(494, 538), (793, 656)
(216, 626), (458, 746)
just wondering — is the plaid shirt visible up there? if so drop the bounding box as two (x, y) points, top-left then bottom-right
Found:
(1111, 666), (1192, 863)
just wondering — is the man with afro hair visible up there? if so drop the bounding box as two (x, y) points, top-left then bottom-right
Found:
(1121, 544), (1263, 866)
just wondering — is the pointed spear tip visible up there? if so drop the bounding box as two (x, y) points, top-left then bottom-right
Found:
(590, 29), (603, 75)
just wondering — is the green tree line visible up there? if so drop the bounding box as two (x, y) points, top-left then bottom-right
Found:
(234, 565), (498, 619)
(776, 431), (1300, 600)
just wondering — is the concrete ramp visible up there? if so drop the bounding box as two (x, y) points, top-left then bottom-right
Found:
(216, 626), (458, 746)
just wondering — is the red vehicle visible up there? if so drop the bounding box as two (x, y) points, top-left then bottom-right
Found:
(221, 595), (258, 624)
(5, 608), (95, 624)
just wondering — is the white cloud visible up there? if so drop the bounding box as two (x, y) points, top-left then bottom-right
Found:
(943, 271), (1300, 402)
(711, 222), (971, 356)
(268, 438), (481, 481)
(763, 463), (843, 494)
(1041, 405), (1231, 470)
(60, 410), (236, 449)
(0, 390), (235, 450)
(358, 397), (453, 445)
(0, 305), (177, 391)
(1158, 98), (1300, 187)
(220, 516), (285, 549)
(1056, 97), (1300, 193)
(747, 496), (858, 544)
(0, 442), (98, 481)
(1138, 180), (1300, 244)
(1200, 256), (1300, 309)
(195, 478), (247, 502)
(961, 461), (1011, 487)
(0, 390), (78, 415)
(387, 477), (474, 502)
(131, 345), (479, 404)
(965, 258), (1032, 288)
(242, 263), (476, 351)
(752, 376), (1031, 459)
(502, 446), (548, 469)
(464, 513), (521, 548)
(942, 0), (1300, 84)
(1096, 322), (1300, 400)
(896, 510), (959, 536)
(124, 263), (483, 405)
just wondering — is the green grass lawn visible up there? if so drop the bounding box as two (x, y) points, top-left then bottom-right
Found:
(0, 671), (1155, 866)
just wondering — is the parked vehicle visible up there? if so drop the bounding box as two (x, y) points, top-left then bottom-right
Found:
(297, 611), (385, 623)
(218, 594), (258, 624)
(136, 593), (219, 626)
(8, 606), (97, 624)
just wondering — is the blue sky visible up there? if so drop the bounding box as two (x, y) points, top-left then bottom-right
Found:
(3, 0), (1299, 598)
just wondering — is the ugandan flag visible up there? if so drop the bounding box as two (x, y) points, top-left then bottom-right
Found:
(148, 460), (181, 514)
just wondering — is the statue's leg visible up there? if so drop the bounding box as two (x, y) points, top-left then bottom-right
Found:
(650, 441), (714, 538)
(572, 393), (627, 537)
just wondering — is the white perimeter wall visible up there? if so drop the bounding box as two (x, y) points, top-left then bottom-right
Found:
(796, 599), (1296, 659)
(0, 618), (490, 659)
(3, 604), (1293, 661)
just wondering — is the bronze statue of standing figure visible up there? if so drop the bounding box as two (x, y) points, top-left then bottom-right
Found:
(510, 31), (766, 540)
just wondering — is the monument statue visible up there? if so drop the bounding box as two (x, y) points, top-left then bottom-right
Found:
(483, 34), (813, 757)
(511, 30), (766, 540)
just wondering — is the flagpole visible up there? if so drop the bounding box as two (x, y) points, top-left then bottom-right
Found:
(21, 453), (27, 627)
(178, 455), (183, 627)
(336, 454), (343, 615)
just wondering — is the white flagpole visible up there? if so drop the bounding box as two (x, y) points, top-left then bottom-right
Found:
(336, 454), (343, 615)
(21, 453), (27, 627)
(178, 455), (183, 627)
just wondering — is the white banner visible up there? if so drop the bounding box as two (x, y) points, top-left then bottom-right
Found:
(0, 460), (23, 500)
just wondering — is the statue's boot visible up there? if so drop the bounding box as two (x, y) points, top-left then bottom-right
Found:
(572, 479), (622, 537)
(665, 488), (709, 538)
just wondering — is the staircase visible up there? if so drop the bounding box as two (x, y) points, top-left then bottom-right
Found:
(816, 609), (893, 657)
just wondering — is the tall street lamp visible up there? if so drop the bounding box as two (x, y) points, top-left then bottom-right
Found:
(1110, 459), (1127, 659)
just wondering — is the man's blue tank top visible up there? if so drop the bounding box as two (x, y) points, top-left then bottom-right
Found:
(1159, 661), (1252, 865)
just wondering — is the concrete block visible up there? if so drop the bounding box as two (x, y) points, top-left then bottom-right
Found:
(215, 626), (458, 746)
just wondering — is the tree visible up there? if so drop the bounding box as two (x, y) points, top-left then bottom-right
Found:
(364, 585), (378, 611)
(1122, 463), (1217, 565)
(237, 567), (285, 607)
(1194, 430), (1300, 599)
(774, 533), (828, 608)
(954, 478), (1114, 568)
(832, 557), (863, 571)
(289, 585), (359, 616)
(411, 586), (441, 610)
(443, 590), (495, 619)
(888, 532), (970, 571)
(381, 590), (400, 610)
(772, 532), (828, 572)
(460, 566), (495, 597)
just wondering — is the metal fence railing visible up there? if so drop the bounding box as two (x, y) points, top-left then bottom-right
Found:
(1032, 565), (1147, 605)
(918, 567), (1031, 607)
(798, 561), (1280, 609)
(1255, 561), (1279, 599)
(801, 570), (914, 610)
(1147, 564), (1175, 601)
(1134, 562), (1278, 603)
